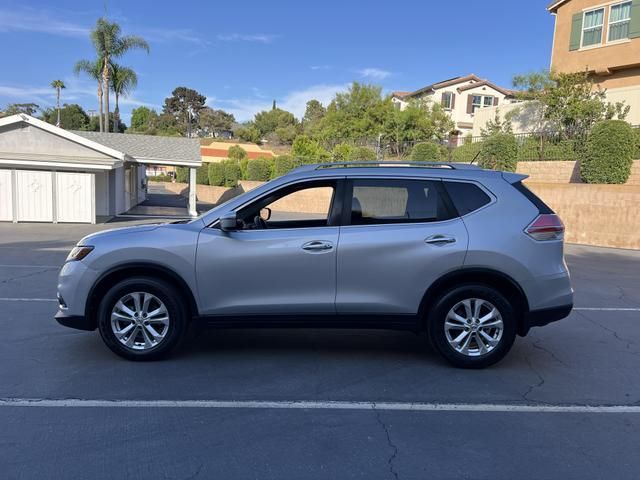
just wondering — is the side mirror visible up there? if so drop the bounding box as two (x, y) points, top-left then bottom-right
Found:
(219, 212), (238, 232)
(259, 207), (272, 221)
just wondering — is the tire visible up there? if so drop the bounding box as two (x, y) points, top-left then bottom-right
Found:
(97, 277), (188, 361)
(427, 284), (517, 369)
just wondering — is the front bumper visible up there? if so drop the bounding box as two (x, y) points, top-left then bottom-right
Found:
(519, 303), (573, 336)
(55, 311), (95, 331)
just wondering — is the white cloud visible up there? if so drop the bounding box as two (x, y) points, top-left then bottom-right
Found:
(215, 84), (349, 122)
(217, 33), (279, 44)
(310, 65), (332, 71)
(357, 68), (393, 80)
(0, 8), (89, 37)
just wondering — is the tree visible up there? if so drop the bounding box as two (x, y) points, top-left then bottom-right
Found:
(198, 107), (235, 137)
(291, 135), (329, 161)
(89, 112), (126, 133)
(228, 145), (248, 161)
(42, 104), (89, 130)
(109, 63), (138, 130)
(253, 108), (297, 137)
(163, 86), (206, 136)
(512, 70), (629, 137)
(236, 124), (261, 143)
(302, 99), (326, 135)
(74, 59), (104, 132)
(89, 17), (149, 132)
(130, 106), (158, 132)
(3, 103), (40, 116)
(50, 80), (66, 127)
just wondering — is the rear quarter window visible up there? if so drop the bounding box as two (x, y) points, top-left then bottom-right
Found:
(443, 181), (491, 216)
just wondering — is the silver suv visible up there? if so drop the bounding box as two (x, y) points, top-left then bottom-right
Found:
(56, 162), (573, 368)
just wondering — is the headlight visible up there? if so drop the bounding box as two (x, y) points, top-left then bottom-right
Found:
(66, 246), (94, 262)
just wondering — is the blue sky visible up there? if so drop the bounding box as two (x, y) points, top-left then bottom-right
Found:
(0, 0), (555, 125)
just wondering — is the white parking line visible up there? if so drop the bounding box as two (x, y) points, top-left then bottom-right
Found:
(0, 298), (57, 302)
(574, 307), (640, 311)
(1, 398), (639, 413)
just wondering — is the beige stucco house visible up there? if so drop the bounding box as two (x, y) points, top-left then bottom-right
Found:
(391, 75), (517, 137)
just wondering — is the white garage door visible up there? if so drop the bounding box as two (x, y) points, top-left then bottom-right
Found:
(55, 172), (93, 223)
(15, 170), (53, 222)
(0, 170), (12, 221)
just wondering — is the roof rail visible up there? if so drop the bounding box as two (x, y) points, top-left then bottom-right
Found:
(309, 161), (482, 170)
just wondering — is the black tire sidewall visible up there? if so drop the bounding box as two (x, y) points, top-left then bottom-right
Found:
(97, 277), (187, 360)
(428, 284), (516, 369)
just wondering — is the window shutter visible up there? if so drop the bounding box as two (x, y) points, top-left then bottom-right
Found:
(569, 12), (583, 50)
(493, 97), (499, 106)
(629, 0), (640, 39)
(466, 95), (473, 114)
(441, 93), (446, 107)
(451, 93), (456, 109)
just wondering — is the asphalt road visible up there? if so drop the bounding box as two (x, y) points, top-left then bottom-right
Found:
(1, 222), (639, 479)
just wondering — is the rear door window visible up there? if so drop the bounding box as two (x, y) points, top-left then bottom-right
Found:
(348, 179), (454, 225)
(443, 181), (491, 216)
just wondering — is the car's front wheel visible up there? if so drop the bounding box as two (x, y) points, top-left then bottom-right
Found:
(97, 277), (188, 360)
(427, 284), (517, 368)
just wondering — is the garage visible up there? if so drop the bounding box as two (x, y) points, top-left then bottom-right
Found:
(0, 114), (201, 223)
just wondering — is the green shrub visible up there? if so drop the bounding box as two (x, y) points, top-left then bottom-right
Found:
(195, 164), (209, 185)
(542, 139), (577, 160)
(239, 158), (249, 180)
(247, 157), (273, 181)
(228, 145), (248, 161)
(332, 143), (353, 161)
(175, 167), (188, 183)
(478, 133), (518, 172)
(222, 159), (242, 187)
(633, 127), (640, 159)
(273, 155), (297, 178)
(208, 162), (225, 186)
(581, 120), (635, 184)
(410, 142), (442, 161)
(517, 137), (541, 161)
(147, 174), (172, 182)
(450, 141), (482, 163)
(348, 146), (377, 161)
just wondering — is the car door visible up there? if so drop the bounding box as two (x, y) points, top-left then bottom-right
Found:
(336, 177), (469, 315)
(196, 179), (343, 316)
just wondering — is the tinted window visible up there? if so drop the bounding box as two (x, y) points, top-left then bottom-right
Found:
(443, 181), (491, 216)
(512, 181), (553, 214)
(349, 179), (453, 225)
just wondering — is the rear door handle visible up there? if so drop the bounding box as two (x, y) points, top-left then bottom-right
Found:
(302, 240), (334, 252)
(425, 235), (456, 246)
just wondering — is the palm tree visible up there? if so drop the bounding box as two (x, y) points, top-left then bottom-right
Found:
(50, 80), (66, 127)
(110, 63), (138, 131)
(74, 59), (104, 132)
(90, 18), (149, 132)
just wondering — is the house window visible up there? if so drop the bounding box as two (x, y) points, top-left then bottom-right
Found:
(471, 95), (494, 113)
(582, 8), (604, 47)
(608, 1), (632, 42)
(441, 92), (454, 110)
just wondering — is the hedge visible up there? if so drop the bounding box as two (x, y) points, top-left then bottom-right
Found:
(176, 166), (188, 183)
(195, 164), (209, 185)
(208, 162), (225, 186)
(478, 133), (518, 172)
(410, 142), (442, 161)
(273, 155), (298, 178)
(222, 159), (242, 187)
(634, 127), (640, 159)
(348, 146), (377, 161)
(147, 174), (172, 182)
(247, 158), (273, 181)
(581, 120), (634, 184)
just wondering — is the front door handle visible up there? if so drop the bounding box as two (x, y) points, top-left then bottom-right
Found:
(302, 240), (334, 252)
(425, 235), (456, 246)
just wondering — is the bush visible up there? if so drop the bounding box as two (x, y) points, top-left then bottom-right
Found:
(451, 141), (482, 163)
(478, 133), (518, 172)
(273, 155), (297, 178)
(348, 146), (377, 161)
(291, 135), (330, 160)
(239, 158), (249, 180)
(332, 143), (353, 161)
(634, 127), (640, 159)
(516, 137), (578, 161)
(410, 142), (442, 161)
(247, 158), (273, 181)
(228, 145), (248, 161)
(147, 174), (172, 182)
(581, 120), (635, 184)
(175, 167), (188, 183)
(195, 164), (209, 185)
(222, 159), (242, 187)
(208, 162), (225, 186)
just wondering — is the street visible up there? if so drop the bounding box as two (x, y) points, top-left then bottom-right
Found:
(1, 222), (639, 479)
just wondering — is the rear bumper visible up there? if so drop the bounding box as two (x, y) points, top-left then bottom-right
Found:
(55, 311), (95, 331)
(519, 304), (573, 336)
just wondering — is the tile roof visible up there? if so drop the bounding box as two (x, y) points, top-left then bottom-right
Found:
(73, 131), (201, 166)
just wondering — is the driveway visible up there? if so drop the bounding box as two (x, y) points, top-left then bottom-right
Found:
(1, 221), (639, 479)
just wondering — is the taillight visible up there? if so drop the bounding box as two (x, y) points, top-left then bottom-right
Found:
(525, 214), (564, 241)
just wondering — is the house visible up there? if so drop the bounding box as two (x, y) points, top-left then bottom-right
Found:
(200, 141), (276, 163)
(390, 74), (517, 137)
(548, 0), (640, 124)
(0, 114), (201, 223)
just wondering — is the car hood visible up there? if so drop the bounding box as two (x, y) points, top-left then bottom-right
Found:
(77, 219), (204, 246)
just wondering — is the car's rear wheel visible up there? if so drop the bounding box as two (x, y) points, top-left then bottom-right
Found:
(427, 284), (516, 368)
(97, 277), (188, 360)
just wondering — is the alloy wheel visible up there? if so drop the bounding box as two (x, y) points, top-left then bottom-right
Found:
(444, 298), (504, 357)
(110, 292), (170, 351)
